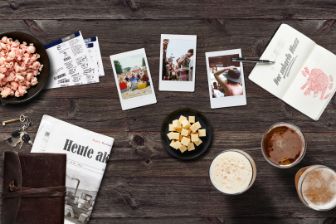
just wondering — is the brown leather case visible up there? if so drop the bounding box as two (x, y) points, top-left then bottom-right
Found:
(2, 151), (66, 224)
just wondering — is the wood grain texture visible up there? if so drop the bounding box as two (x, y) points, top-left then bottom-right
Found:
(0, 1), (336, 223)
(1, 0), (336, 20)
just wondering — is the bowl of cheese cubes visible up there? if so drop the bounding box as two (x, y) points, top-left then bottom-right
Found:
(161, 108), (213, 160)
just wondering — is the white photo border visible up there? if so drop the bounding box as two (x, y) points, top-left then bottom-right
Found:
(205, 49), (247, 109)
(159, 34), (197, 92)
(110, 48), (157, 110)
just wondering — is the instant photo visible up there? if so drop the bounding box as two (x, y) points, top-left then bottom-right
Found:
(110, 48), (157, 110)
(159, 34), (197, 92)
(205, 49), (247, 108)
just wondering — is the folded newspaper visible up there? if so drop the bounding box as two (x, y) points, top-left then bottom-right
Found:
(31, 115), (114, 224)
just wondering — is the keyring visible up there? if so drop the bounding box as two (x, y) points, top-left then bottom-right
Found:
(20, 114), (27, 123)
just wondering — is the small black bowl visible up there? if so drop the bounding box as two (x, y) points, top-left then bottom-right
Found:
(0, 32), (50, 105)
(161, 108), (213, 160)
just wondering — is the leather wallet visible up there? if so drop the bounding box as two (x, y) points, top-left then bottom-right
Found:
(2, 151), (66, 224)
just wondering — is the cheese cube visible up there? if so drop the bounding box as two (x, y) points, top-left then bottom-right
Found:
(190, 121), (202, 133)
(167, 132), (179, 140)
(191, 133), (200, 143)
(179, 144), (188, 153)
(170, 141), (181, 150)
(188, 142), (195, 151)
(181, 119), (191, 129)
(198, 129), (206, 137)
(172, 120), (181, 129)
(181, 128), (190, 137)
(194, 139), (203, 146)
(178, 115), (187, 123)
(169, 124), (175, 132)
(181, 136), (190, 146)
(169, 140), (176, 149)
(176, 141), (183, 148)
(188, 116), (195, 124)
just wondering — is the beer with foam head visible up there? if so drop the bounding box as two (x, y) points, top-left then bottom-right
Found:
(209, 149), (256, 195)
(295, 165), (336, 211)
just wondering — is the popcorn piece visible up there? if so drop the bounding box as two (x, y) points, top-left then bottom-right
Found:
(1, 86), (11, 98)
(31, 77), (38, 86)
(27, 45), (36, 54)
(181, 128), (189, 137)
(167, 132), (180, 140)
(198, 129), (206, 137)
(190, 121), (202, 133)
(188, 142), (195, 151)
(181, 137), (190, 146)
(188, 116), (195, 124)
(194, 139), (203, 146)
(191, 133), (200, 143)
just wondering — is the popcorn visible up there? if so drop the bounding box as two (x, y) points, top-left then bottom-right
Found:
(0, 36), (43, 98)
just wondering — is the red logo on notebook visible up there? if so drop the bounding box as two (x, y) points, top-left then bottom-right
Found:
(301, 67), (333, 100)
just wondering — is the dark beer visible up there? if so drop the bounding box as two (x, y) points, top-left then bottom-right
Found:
(261, 123), (305, 168)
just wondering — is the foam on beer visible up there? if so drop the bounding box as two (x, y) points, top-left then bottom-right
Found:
(210, 151), (253, 194)
(301, 167), (336, 210)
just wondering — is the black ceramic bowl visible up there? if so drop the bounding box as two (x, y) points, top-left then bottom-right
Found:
(0, 32), (50, 105)
(161, 108), (213, 160)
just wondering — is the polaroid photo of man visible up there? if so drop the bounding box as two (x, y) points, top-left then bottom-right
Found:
(159, 34), (197, 92)
(205, 49), (247, 108)
(110, 48), (157, 110)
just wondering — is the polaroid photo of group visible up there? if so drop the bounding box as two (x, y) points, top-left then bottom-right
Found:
(159, 34), (197, 92)
(110, 48), (157, 110)
(205, 49), (247, 108)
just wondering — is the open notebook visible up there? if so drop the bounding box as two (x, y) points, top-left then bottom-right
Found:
(249, 24), (336, 120)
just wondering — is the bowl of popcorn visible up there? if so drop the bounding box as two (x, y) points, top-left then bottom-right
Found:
(161, 108), (213, 160)
(0, 32), (50, 104)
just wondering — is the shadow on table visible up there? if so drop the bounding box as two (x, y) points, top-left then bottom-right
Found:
(222, 183), (277, 220)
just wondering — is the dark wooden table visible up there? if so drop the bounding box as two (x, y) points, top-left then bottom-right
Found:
(0, 1), (336, 223)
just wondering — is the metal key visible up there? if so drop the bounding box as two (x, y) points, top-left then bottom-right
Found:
(2, 118), (20, 126)
(2, 115), (27, 126)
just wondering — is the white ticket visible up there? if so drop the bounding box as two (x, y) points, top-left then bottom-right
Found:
(45, 31), (99, 89)
(85, 36), (105, 77)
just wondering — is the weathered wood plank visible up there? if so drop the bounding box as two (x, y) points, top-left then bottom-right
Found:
(1, 0), (336, 20)
(94, 176), (336, 218)
(89, 218), (336, 224)
(0, 96), (335, 134)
